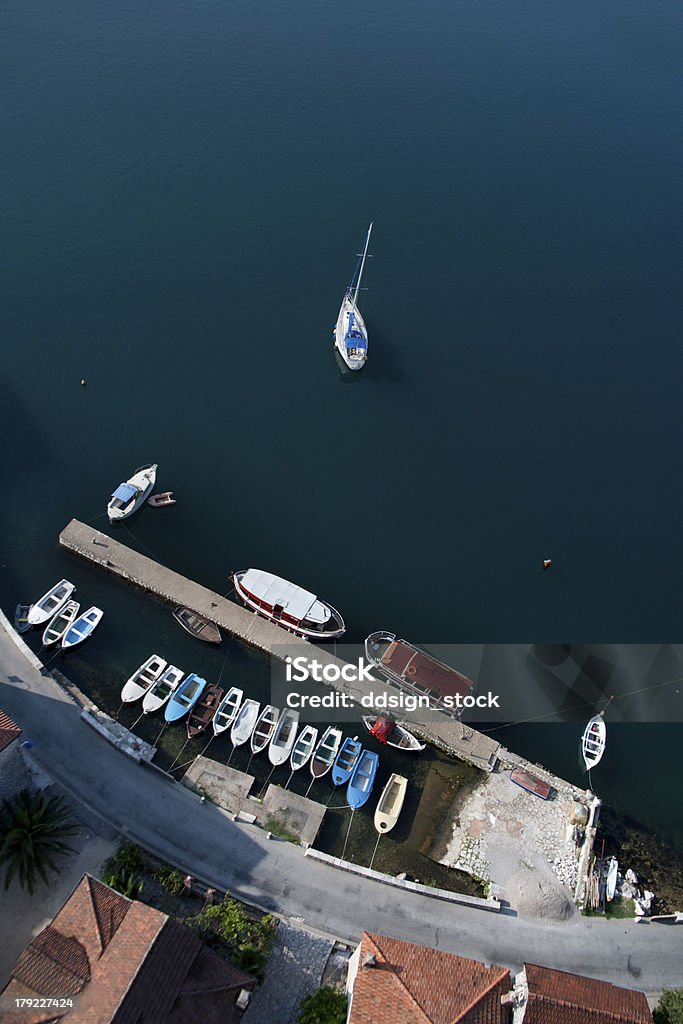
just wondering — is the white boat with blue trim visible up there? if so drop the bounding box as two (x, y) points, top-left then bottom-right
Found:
(107, 464), (157, 522)
(334, 223), (372, 370)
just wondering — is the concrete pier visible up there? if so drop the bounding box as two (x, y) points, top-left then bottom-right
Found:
(59, 519), (498, 771)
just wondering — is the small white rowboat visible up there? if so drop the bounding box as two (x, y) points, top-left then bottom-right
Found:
(374, 773), (408, 834)
(42, 600), (80, 647)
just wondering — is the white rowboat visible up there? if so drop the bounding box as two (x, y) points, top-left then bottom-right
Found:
(251, 705), (279, 755)
(28, 580), (75, 626)
(310, 727), (343, 779)
(374, 774), (407, 834)
(61, 607), (103, 649)
(290, 726), (318, 771)
(42, 600), (80, 647)
(121, 655), (167, 703)
(268, 709), (300, 766)
(230, 699), (260, 747)
(582, 712), (606, 770)
(143, 666), (184, 714)
(213, 687), (244, 735)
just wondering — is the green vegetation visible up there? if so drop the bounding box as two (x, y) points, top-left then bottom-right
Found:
(192, 896), (275, 980)
(154, 864), (186, 895)
(654, 989), (683, 1024)
(102, 842), (147, 899)
(604, 896), (636, 919)
(265, 816), (300, 844)
(298, 986), (347, 1024)
(0, 788), (79, 895)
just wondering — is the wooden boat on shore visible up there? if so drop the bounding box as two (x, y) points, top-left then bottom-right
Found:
(107, 464), (157, 522)
(230, 699), (260, 747)
(582, 712), (606, 770)
(290, 726), (318, 771)
(14, 604), (32, 634)
(172, 607), (221, 645)
(187, 683), (224, 738)
(268, 709), (300, 766)
(42, 600), (80, 647)
(362, 715), (426, 753)
(374, 773), (407, 833)
(310, 727), (343, 779)
(61, 607), (103, 649)
(164, 674), (206, 722)
(334, 223), (373, 371)
(212, 687), (243, 735)
(510, 768), (552, 800)
(143, 666), (184, 714)
(332, 737), (362, 786)
(232, 569), (345, 640)
(365, 631), (473, 716)
(28, 579), (75, 626)
(148, 491), (175, 507)
(251, 705), (279, 755)
(121, 655), (167, 703)
(347, 749), (379, 809)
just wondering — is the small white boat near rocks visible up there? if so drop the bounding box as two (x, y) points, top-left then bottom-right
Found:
(121, 655), (167, 703)
(42, 600), (80, 647)
(582, 712), (606, 770)
(28, 580), (75, 626)
(143, 665), (184, 714)
(606, 857), (619, 902)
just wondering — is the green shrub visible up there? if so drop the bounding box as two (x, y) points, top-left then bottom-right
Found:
(103, 842), (146, 878)
(654, 990), (683, 1024)
(265, 817), (299, 844)
(298, 986), (347, 1024)
(154, 865), (186, 895)
(104, 868), (143, 900)
(195, 897), (274, 951)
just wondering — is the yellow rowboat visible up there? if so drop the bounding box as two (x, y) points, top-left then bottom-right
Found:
(374, 773), (407, 834)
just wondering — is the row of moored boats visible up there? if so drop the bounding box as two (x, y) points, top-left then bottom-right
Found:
(15, 579), (103, 650)
(122, 653), (409, 828)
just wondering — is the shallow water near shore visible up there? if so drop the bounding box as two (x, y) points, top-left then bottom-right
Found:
(1, 0), (682, 881)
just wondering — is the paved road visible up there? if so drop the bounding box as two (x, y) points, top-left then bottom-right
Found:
(1, 621), (681, 995)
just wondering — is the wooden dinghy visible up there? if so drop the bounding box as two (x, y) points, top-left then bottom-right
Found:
(121, 654), (167, 703)
(251, 705), (279, 755)
(187, 683), (224, 738)
(173, 606), (221, 645)
(42, 600), (79, 647)
(212, 687), (243, 735)
(28, 579), (75, 627)
(14, 604), (32, 634)
(374, 773), (407, 833)
(310, 726), (343, 779)
(332, 736), (362, 786)
(148, 491), (176, 507)
(290, 726), (318, 771)
(362, 715), (426, 753)
(268, 709), (300, 766)
(143, 666), (184, 714)
(510, 768), (552, 800)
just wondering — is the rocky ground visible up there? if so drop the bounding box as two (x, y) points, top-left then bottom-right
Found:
(431, 764), (590, 920)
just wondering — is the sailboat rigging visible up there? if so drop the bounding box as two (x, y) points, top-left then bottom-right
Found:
(334, 223), (373, 370)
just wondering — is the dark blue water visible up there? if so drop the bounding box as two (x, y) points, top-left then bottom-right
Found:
(2, 1), (682, 847)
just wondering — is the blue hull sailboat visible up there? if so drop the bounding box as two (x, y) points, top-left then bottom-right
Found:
(332, 736), (362, 786)
(334, 224), (373, 370)
(164, 673), (207, 722)
(347, 749), (379, 809)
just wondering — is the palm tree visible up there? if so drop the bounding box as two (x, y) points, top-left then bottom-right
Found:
(0, 788), (79, 895)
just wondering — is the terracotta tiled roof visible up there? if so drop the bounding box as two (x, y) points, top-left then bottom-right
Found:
(12, 926), (90, 997)
(524, 964), (653, 1024)
(0, 708), (22, 754)
(1, 874), (255, 1024)
(348, 932), (510, 1024)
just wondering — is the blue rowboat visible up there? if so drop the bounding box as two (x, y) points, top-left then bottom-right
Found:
(331, 736), (362, 786)
(347, 749), (379, 809)
(164, 673), (206, 722)
(61, 606), (103, 649)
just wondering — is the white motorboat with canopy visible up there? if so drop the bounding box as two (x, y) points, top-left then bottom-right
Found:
(334, 223), (373, 371)
(107, 464), (157, 522)
(232, 569), (345, 639)
(28, 580), (75, 626)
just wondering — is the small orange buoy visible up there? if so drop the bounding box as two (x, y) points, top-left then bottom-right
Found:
(543, 559), (552, 570)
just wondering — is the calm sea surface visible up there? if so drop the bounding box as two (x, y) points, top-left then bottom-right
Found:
(2, 1), (682, 853)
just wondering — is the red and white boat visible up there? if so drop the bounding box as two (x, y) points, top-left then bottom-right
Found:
(232, 569), (345, 640)
(365, 632), (473, 717)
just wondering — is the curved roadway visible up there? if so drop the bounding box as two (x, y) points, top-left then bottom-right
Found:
(1, 621), (681, 995)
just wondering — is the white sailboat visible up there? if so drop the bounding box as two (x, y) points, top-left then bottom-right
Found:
(334, 223), (373, 370)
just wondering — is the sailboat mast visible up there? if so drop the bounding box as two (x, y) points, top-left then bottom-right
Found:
(352, 222), (373, 306)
